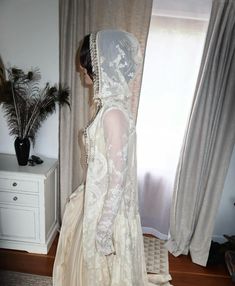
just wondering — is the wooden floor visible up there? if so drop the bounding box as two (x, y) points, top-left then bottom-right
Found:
(0, 233), (233, 286)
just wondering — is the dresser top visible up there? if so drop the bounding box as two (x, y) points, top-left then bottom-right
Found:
(0, 153), (58, 177)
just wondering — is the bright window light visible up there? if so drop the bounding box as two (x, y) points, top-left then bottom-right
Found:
(137, 16), (209, 237)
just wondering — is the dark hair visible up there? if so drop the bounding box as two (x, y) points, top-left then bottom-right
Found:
(79, 34), (94, 80)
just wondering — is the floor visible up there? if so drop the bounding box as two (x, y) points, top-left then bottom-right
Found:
(0, 233), (233, 286)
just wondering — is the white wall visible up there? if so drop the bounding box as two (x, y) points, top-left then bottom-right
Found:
(0, 0), (59, 159)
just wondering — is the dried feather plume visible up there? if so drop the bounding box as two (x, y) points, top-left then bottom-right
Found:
(0, 67), (70, 146)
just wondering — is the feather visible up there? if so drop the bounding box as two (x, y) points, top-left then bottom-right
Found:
(0, 67), (70, 145)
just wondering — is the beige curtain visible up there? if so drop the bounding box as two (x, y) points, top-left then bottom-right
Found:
(59, 0), (153, 220)
(166, 0), (235, 267)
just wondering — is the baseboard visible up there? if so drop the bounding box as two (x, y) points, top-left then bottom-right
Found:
(141, 228), (226, 244)
(142, 226), (168, 240)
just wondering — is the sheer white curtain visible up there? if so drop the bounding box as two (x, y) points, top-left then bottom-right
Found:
(137, 15), (209, 239)
(166, 0), (235, 266)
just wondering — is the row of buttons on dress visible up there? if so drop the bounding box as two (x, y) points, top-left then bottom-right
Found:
(83, 98), (103, 165)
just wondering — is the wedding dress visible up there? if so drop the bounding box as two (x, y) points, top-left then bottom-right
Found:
(53, 30), (171, 286)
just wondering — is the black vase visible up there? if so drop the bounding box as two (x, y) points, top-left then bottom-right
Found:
(14, 137), (30, 166)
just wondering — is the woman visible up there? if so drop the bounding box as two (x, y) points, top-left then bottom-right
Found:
(53, 29), (170, 286)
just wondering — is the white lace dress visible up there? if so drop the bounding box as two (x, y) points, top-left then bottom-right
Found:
(53, 30), (171, 286)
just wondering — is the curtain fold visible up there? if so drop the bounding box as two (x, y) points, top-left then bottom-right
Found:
(59, 0), (153, 220)
(166, 0), (235, 267)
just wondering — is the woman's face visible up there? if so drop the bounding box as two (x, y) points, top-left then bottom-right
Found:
(79, 65), (93, 87)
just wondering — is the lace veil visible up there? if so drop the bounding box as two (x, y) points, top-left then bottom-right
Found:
(89, 30), (142, 118)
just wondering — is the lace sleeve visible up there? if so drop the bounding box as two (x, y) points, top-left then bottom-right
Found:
(95, 108), (129, 256)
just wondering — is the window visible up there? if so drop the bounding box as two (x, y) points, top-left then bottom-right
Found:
(137, 15), (209, 238)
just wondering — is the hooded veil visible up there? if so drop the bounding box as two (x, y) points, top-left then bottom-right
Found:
(53, 30), (171, 286)
(90, 30), (142, 118)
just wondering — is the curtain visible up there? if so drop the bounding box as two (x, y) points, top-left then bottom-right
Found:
(166, 0), (235, 267)
(59, 0), (153, 221)
(137, 16), (209, 240)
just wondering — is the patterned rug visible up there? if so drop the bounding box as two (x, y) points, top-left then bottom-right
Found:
(0, 236), (170, 285)
(144, 236), (169, 275)
(0, 270), (52, 286)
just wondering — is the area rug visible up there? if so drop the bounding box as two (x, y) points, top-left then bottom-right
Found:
(0, 270), (52, 286)
(144, 236), (172, 285)
(0, 236), (171, 286)
(144, 236), (169, 274)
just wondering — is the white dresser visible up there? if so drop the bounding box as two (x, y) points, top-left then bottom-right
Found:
(0, 153), (59, 254)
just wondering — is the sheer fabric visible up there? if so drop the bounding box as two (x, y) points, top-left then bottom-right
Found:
(137, 16), (209, 239)
(95, 108), (129, 255)
(166, 0), (235, 266)
(53, 30), (171, 285)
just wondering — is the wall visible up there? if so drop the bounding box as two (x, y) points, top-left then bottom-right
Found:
(0, 0), (59, 159)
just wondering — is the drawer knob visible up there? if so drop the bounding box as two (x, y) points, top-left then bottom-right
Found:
(12, 182), (17, 187)
(13, 196), (18, 201)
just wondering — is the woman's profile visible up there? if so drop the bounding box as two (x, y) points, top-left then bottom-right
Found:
(53, 29), (164, 286)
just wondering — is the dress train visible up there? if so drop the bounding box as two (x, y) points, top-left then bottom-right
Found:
(53, 184), (172, 286)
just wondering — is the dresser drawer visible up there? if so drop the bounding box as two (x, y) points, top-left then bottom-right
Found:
(0, 178), (38, 193)
(0, 206), (39, 241)
(0, 191), (38, 207)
